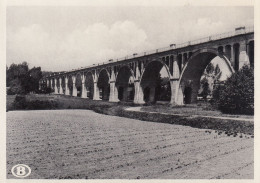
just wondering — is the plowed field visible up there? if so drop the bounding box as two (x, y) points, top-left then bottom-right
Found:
(6, 110), (253, 179)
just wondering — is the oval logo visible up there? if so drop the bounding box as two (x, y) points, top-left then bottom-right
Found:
(11, 164), (31, 178)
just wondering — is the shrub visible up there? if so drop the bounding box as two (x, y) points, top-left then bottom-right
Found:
(25, 100), (58, 110)
(212, 65), (254, 115)
(13, 95), (27, 109)
(7, 78), (26, 95)
(13, 95), (58, 110)
(38, 87), (52, 94)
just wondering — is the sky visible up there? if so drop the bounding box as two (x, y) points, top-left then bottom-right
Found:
(6, 6), (254, 73)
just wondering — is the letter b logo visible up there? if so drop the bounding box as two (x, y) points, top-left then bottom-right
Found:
(11, 164), (31, 178)
(16, 166), (26, 176)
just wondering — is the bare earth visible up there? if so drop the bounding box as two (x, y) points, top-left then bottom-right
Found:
(6, 110), (253, 179)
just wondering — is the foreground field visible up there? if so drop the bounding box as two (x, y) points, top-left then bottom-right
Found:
(7, 110), (253, 179)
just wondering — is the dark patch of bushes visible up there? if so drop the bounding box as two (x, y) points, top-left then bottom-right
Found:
(7, 94), (253, 135)
(212, 65), (254, 115)
(115, 109), (253, 135)
(38, 87), (52, 94)
(11, 95), (58, 110)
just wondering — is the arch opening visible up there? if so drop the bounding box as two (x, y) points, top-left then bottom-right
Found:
(115, 66), (135, 102)
(97, 70), (110, 100)
(225, 45), (232, 61)
(75, 74), (82, 97)
(177, 54), (182, 73)
(248, 41), (254, 67)
(51, 78), (55, 90)
(56, 78), (60, 93)
(183, 53), (188, 66)
(48, 79), (51, 88)
(50, 78), (55, 93)
(61, 77), (65, 94)
(68, 75), (73, 96)
(233, 43), (240, 71)
(85, 72), (94, 99)
(179, 50), (232, 104)
(140, 61), (171, 104)
(218, 46), (224, 54)
(184, 86), (192, 104)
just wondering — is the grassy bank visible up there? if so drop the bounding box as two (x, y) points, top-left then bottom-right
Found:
(141, 104), (254, 119)
(6, 94), (254, 135)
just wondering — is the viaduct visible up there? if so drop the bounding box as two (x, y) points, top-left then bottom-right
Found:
(39, 26), (254, 105)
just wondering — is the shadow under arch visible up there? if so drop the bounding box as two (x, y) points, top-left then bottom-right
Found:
(75, 73), (82, 97)
(140, 60), (172, 103)
(97, 69), (110, 100)
(85, 71), (95, 99)
(176, 48), (234, 105)
(61, 76), (65, 94)
(48, 78), (52, 88)
(56, 77), (60, 93)
(67, 75), (73, 96)
(115, 65), (135, 101)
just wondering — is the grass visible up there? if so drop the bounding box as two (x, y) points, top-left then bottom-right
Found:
(6, 94), (254, 135)
(6, 95), (16, 111)
(140, 102), (254, 119)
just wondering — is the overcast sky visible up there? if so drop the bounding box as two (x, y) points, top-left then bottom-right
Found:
(6, 6), (253, 72)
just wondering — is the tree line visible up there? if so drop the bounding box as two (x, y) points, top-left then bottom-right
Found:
(6, 62), (52, 95)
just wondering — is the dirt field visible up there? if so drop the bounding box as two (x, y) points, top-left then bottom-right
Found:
(6, 110), (253, 179)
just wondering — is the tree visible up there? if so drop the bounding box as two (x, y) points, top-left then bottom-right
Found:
(159, 77), (171, 101)
(212, 65), (253, 115)
(6, 62), (43, 94)
(7, 62), (29, 87)
(7, 78), (25, 94)
(28, 67), (42, 93)
(199, 63), (222, 99)
(200, 77), (210, 100)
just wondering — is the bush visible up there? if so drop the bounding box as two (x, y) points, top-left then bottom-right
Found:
(38, 87), (52, 94)
(7, 78), (26, 95)
(212, 65), (254, 115)
(12, 95), (58, 110)
(13, 95), (27, 109)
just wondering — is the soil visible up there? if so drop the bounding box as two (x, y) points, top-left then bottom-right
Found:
(6, 110), (253, 179)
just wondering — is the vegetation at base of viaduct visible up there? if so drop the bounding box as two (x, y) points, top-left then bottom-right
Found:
(212, 65), (254, 115)
(7, 94), (253, 135)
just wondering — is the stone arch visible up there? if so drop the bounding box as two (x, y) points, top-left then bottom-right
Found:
(75, 72), (82, 97)
(115, 65), (135, 79)
(176, 48), (234, 105)
(97, 69), (110, 100)
(85, 71), (94, 99)
(98, 68), (110, 80)
(140, 60), (172, 103)
(115, 66), (135, 101)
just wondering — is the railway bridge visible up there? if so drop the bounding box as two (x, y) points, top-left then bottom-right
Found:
(40, 26), (254, 105)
